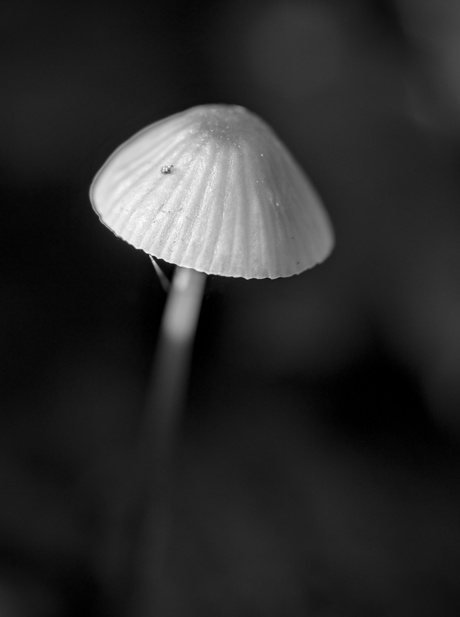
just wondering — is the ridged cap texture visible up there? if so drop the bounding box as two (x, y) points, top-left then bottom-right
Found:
(90, 105), (334, 279)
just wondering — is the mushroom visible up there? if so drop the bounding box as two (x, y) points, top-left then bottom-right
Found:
(91, 104), (333, 279)
(90, 104), (334, 614)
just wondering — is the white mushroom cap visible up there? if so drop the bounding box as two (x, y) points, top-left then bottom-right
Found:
(90, 105), (334, 279)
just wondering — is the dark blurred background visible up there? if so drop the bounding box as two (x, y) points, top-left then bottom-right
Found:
(3, 0), (460, 615)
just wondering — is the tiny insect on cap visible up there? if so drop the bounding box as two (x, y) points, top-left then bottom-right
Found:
(90, 104), (334, 279)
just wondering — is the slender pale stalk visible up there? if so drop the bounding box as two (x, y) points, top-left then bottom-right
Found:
(130, 265), (207, 617)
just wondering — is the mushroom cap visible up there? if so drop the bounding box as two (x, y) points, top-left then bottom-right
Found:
(90, 104), (334, 279)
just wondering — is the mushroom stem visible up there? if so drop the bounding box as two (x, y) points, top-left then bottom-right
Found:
(144, 266), (206, 451)
(131, 265), (207, 617)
